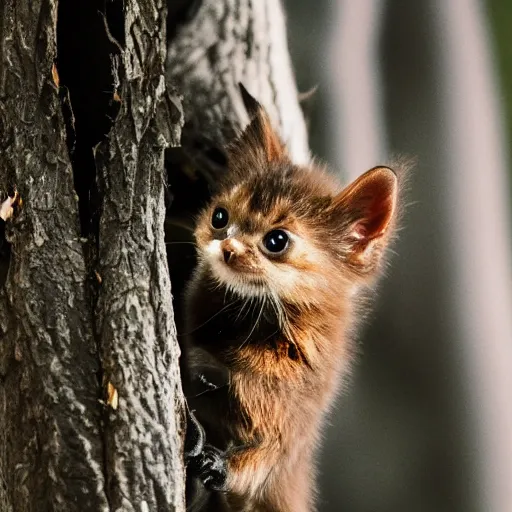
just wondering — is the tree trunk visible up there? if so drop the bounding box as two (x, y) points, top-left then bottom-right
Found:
(0, 1), (110, 510)
(0, 0), (184, 511)
(0, 0), (307, 511)
(166, 0), (309, 169)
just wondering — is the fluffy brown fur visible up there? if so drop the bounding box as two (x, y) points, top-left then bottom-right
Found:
(182, 89), (402, 512)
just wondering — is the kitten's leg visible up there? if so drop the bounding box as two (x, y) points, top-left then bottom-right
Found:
(222, 445), (314, 512)
(184, 406), (228, 510)
(185, 404), (227, 492)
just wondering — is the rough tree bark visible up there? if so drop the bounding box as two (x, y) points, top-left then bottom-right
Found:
(93, 1), (185, 510)
(0, 0), (184, 511)
(0, 1), (109, 511)
(0, 0), (307, 511)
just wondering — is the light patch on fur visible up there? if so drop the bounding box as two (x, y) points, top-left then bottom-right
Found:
(227, 447), (273, 498)
(261, 232), (336, 303)
(226, 224), (239, 238)
(205, 239), (222, 257)
(228, 460), (273, 500)
(224, 237), (245, 253)
(205, 256), (268, 298)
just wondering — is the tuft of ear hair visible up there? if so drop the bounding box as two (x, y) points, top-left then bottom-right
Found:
(237, 83), (287, 163)
(334, 166), (398, 274)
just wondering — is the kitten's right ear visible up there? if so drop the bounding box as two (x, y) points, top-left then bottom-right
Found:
(237, 83), (287, 162)
(333, 166), (398, 274)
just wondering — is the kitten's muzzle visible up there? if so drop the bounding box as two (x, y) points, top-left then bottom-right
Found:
(220, 238), (241, 265)
(219, 238), (252, 269)
(214, 238), (263, 278)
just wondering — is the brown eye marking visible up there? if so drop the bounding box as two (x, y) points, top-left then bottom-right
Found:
(287, 342), (299, 361)
(273, 211), (289, 225)
(211, 207), (229, 229)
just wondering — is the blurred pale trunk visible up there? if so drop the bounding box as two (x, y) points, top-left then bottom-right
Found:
(287, 0), (512, 511)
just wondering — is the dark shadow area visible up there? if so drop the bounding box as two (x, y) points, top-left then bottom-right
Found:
(166, 2), (231, 335)
(56, 0), (123, 239)
(168, 0), (204, 41)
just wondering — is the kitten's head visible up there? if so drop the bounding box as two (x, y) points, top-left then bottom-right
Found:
(194, 87), (400, 305)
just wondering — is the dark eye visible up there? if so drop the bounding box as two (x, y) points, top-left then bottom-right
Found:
(211, 207), (229, 229)
(263, 230), (289, 255)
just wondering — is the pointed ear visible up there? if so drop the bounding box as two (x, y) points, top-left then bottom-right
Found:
(334, 166), (398, 273)
(238, 83), (286, 162)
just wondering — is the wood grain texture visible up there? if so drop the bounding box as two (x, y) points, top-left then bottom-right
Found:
(94, 1), (186, 510)
(0, 1), (109, 511)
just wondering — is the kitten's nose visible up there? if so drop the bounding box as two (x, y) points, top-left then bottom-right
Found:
(220, 238), (243, 265)
(223, 249), (234, 264)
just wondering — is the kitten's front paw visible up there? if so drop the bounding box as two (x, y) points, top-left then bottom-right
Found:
(187, 444), (227, 492)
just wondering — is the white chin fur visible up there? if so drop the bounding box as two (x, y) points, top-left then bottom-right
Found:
(202, 238), (328, 303)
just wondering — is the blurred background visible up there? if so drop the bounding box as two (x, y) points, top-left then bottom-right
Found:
(283, 1), (512, 511)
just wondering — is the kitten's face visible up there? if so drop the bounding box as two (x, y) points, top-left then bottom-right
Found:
(194, 183), (333, 302)
(193, 88), (399, 304)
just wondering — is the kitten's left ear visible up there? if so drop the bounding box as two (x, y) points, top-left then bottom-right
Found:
(238, 83), (286, 162)
(333, 166), (398, 273)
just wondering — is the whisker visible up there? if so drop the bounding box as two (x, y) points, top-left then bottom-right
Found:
(165, 241), (197, 246)
(260, 328), (280, 345)
(191, 383), (228, 399)
(271, 300), (281, 327)
(268, 289), (285, 328)
(235, 295), (253, 323)
(245, 296), (260, 322)
(237, 296), (266, 351)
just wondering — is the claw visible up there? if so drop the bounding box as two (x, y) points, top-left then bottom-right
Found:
(185, 405), (205, 459)
(187, 444), (228, 492)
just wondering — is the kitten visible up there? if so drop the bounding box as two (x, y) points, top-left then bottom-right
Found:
(182, 86), (401, 512)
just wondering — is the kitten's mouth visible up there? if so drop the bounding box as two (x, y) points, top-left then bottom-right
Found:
(207, 255), (267, 296)
(222, 259), (262, 275)
(211, 253), (262, 277)
(202, 239), (268, 296)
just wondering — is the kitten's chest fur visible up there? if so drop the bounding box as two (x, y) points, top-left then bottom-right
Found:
(184, 269), (283, 358)
(183, 270), (281, 440)
(182, 268), (343, 453)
